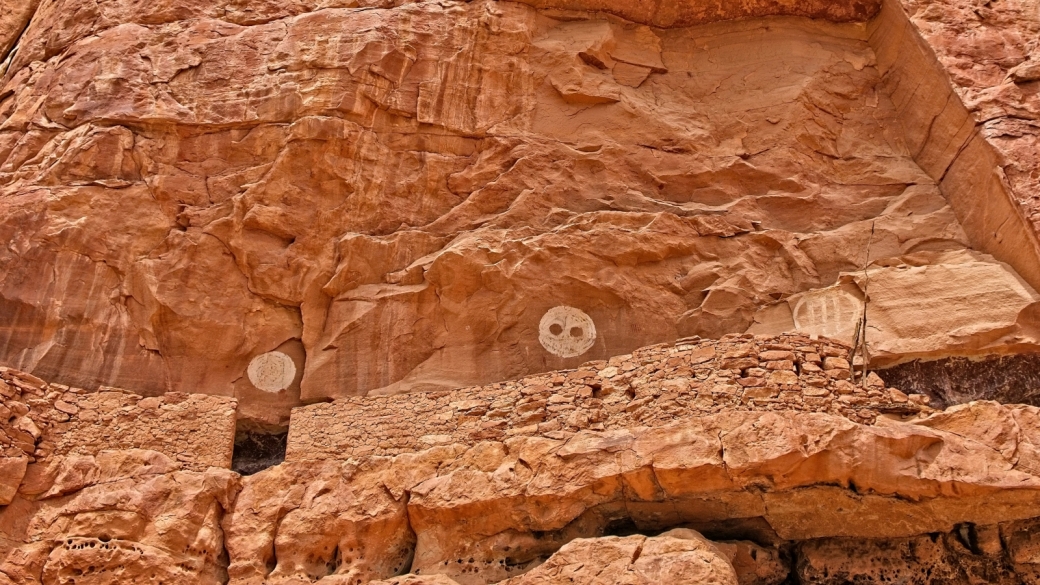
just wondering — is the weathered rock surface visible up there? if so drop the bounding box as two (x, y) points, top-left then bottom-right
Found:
(497, 530), (739, 585)
(286, 333), (932, 461)
(0, 0), (38, 73)
(795, 524), (1040, 584)
(500, 0), (882, 28)
(374, 533), (789, 585)
(0, 450), (240, 585)
(877, 352), (1040, 408)
(0, 365), (243, 585)
(372, 576), (464, 585)
(750, 250), (1040, 366)
(2, 0), (1040, 582)
(0, 365), (236, 471)
(897, 0), (1040, 244)
(3, 0), (1040, 425)
(221, 400), (1040, 584)
(867, 0), (1040, 289)
(3, 349), (1040, 584)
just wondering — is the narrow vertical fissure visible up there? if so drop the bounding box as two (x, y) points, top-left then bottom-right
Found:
(0, 0), (41, 78)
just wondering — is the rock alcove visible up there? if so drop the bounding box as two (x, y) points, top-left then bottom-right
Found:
(3, 0), (1040, 583)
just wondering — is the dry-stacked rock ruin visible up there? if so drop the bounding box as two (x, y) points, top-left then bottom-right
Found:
(287, 333), (930, 460)
(3, 0), (1040, 582)
(5, 350), (1040, 584)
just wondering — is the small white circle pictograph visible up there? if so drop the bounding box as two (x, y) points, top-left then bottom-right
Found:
(247, 351), (297, 393)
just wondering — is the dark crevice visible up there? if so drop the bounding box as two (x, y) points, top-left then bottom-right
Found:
(790, 522), (1035, 584)
(603, 518), (640, 537)
(955, 523), (980, 555)
(0, 3), (38, 79)
(231, 430), (287, 476)
(875, 353), (1040, 408)
(681, 516), (785, 548)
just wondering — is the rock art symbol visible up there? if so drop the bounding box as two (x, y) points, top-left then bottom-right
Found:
(247, 352), (297, 393)
(792, 287), (864, 342)
(539, 306), (597, 358)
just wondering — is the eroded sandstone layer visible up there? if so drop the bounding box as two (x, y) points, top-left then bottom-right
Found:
(4, 350), (1040, 584)
(895, 0), (1040, 242)
(3, 0), (1040, 426)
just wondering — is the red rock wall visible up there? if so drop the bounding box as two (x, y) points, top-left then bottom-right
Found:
(0, 367), (239, 583)
(867, 0), (1040, 291)
(1, 364), (235, 487)
(2, 338), (1040, 584)
(897, 0), (1040, 234)
(237, 402), (1040, 584)
(0, 0), (38, 70)
(1, 0), (1040, 581)
(4, 0), (1040, 424)
(0, 451), (239, 584)
(503, 0), (882, 28)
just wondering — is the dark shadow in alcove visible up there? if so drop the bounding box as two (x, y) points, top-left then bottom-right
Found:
(874, 353), (1040, 409)
(232, 430), (288, 475)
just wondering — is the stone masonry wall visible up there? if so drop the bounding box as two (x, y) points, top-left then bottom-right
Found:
(0, 366), (237, 472)
(286, 333), (932, 460)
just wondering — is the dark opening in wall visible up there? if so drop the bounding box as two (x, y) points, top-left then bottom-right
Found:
(603, 518), (640, 537)
(874, 353), (1040, 409)
(232, 430), (287, 475)
(681, 517), (785, 547)
(599, 514), (783, 548)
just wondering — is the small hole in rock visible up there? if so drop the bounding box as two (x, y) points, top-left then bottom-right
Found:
(232, 428), (288, 475)
(604, 518), (639, 537)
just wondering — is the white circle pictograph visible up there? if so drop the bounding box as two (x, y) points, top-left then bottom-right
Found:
(539, 306), (597, 358)
(247, 351), (297, 393)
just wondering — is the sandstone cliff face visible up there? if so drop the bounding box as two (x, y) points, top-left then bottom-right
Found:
(3, 0), (1040, 583)
(0, 365), (240, 584)
(2, 0), (1040, 426)
(899, 0), (1040, 236)
(494, 530), (743, 585)
(2, 453), (238, 585)
(284, 333), (931, 461)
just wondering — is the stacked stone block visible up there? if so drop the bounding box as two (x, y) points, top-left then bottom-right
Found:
(287, 333), (931, 460)
(0, 366), (237, 472)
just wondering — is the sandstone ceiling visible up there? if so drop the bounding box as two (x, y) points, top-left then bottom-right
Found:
(1, 0), (1039, 429)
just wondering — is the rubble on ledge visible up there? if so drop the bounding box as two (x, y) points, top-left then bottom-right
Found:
(288, 333), (931, 460)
